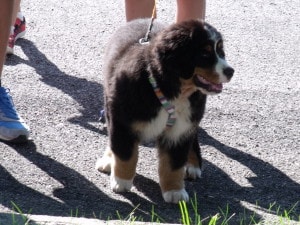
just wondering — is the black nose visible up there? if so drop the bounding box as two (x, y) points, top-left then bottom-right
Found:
(223, 67), (234, 79)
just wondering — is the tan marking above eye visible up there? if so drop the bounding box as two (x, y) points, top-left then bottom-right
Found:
(204, 45), (213, 52)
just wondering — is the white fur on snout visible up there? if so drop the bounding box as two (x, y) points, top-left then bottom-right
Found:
(163, 189), (189, 203)
(215, 57), (232, 83)
(111, 175), (133, 192)
(185, 164), (202, 180)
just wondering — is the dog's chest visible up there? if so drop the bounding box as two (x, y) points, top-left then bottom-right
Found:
(133, 98), (193, 141)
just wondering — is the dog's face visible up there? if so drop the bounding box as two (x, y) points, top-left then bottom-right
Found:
(153, 20), (234, 95)
(192, 23), (234, 95)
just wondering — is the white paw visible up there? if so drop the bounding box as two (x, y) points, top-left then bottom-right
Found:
(95, 156), (111, 173)
(162, 189), (189, 203)
(111, 175), (133, 192)
(185, 164), (202, 180)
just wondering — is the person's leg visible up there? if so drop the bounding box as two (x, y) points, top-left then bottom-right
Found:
(0, 0), (14, 78)
(7, 0), (25, 55)
(176, 0), (206, 22)
(125, 0), (155, 22)
(0, 0), (29, 143)
(11, 0), (21, 29)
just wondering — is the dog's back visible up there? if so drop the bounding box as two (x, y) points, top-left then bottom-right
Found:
(104, 19), (165, 68)
(103, 19), (167, 125)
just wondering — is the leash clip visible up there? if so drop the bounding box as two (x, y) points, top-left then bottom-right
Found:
(139, 17), (155, 45)
(139, 38), (150, 45)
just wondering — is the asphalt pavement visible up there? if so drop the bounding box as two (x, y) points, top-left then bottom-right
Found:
(1, 0), (299, 224)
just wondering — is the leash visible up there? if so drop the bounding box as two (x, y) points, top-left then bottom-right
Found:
(143, 0), (177, 128)
(140, 0), (176, 127)
(100, 0), (177, 128)
(139, 0), (157, 44)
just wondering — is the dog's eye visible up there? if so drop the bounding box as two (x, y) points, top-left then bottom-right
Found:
(200, 45), (213, 57)
(216, 41), (225, 58)
(217, 41), (223, 49)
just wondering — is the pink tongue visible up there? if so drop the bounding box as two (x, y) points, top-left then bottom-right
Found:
(212, 83), (223, 91)
(197, 75), (223, 91)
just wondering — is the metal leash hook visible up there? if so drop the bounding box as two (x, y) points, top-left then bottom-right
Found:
(139, 1), (156, 45)
(139, 17), (155, 45)
(139, 37), (150, 45)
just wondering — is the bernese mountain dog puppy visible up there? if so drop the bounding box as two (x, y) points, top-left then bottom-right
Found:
(96, 19), (234, 203)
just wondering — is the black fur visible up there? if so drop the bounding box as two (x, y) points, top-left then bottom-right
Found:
(100, 18), (233, 202)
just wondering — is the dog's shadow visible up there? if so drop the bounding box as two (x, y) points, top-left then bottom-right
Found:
(191, 128), (300, 223)
(3, 131), (298, 224)
(4, 40), (299, 223)
(113, 128), (300, 223)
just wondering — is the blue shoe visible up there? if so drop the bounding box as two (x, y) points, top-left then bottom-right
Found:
(0, 87), (30, 143)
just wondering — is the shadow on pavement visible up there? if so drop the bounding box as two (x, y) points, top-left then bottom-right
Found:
(0, 212), (39, 225)
(92, 128), (300, 223)
(2, 40), (299, 224)
(6, 39), (104, 135)
(0, 141), (135, 220)
(193, 128), (300, 223)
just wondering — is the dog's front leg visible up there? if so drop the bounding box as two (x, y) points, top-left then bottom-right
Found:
(110, 145), (138, 192)
(96, 146), (138, 192)
(158, 138), (191, 203)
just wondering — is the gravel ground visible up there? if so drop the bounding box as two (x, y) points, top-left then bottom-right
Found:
(1, 0), (299, 224)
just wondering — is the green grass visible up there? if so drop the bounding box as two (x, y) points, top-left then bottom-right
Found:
(5, 198), (299, 225)
(266, 201), (300, 225)
(177, 195), (299, 225)
(110, 194), (299, 225)
(7, 201), (31, 225)
(114, 204), (165, 223)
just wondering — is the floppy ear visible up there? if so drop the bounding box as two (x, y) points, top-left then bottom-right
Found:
(153, 20), (205, 79)
(154, 20), (205, 79)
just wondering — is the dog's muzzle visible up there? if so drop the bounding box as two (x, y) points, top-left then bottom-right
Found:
(193, 66), (234, 94)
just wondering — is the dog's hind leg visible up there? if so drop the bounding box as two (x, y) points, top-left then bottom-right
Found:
(96, 146), (113, 173)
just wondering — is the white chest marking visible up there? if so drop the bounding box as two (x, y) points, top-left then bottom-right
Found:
(135, 98), (193, 143)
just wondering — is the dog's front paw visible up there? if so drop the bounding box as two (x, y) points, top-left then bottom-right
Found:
(111, 175), (133, 192)
(162, 189), (189, 203)
(185, 164), (202, 180)
(95, 156), (112, 173)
